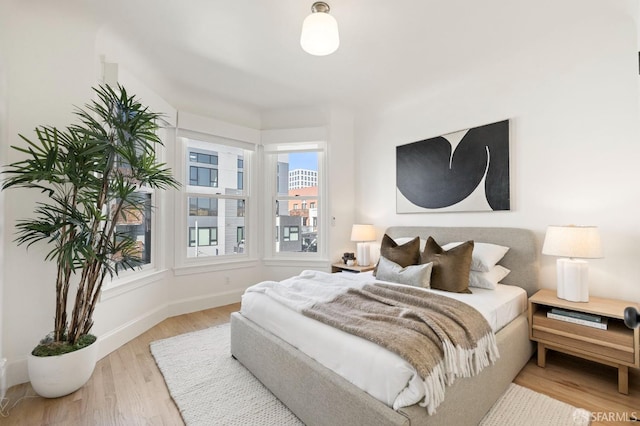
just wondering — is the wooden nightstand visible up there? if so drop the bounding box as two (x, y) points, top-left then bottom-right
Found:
(529, 288), (639, 394)
(331, 263), (375, 273)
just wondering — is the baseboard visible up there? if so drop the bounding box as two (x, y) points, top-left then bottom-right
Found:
(6, 357), (27, 391)
(167, 288), (244, 317)
(5, 289), (242, 389)
(97, 304), (169, 359)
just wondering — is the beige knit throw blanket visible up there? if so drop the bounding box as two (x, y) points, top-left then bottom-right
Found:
(302, 283), (499, 414)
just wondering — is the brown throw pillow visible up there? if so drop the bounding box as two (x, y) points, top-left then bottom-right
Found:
(421, 236), (474, 293)
(374, 234), (421, 275)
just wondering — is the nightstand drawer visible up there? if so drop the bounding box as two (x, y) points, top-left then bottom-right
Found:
(532, 312), (635, 364)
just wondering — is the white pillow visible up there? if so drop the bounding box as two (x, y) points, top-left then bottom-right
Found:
(442, 242), (509, 272)
(376, 256), (433, 288)
(469, 265), (511, 290)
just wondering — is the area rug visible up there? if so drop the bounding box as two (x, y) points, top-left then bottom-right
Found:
(150, 323), (590, 426)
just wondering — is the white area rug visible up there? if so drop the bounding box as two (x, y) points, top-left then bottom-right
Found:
(150, 323), (590, 426)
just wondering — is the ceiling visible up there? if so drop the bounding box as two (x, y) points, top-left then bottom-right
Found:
(85, 0), (599, 115)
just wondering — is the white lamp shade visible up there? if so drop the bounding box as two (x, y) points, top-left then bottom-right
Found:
(542, 225), (603, 259)
(350, 224), (376, 242)
(543, 225), (602, 303)
(300, 10), (339, 56)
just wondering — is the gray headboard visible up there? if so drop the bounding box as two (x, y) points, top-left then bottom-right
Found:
(385, 226), (540, 297)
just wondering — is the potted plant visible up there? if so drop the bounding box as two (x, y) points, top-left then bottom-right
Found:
(2, 85), (178, 397)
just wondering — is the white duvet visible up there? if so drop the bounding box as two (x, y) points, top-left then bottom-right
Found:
(241, 270), (527, 412)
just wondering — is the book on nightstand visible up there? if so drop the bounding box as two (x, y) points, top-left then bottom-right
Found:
(547, 311), (608, 330)
(550, 308), (603, 323)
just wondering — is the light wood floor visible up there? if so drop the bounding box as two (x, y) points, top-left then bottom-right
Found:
(2, 303), (638, 426)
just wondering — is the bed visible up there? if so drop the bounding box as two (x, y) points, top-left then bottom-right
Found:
(230, 226), (539, 426)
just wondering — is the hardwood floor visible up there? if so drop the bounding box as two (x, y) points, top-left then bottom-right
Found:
(1, 303), (638, 425)
(514, 352), (639, 426)
(1, 303), (240, 426)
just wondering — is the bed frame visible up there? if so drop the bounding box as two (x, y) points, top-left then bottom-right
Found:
(231, 226), (539, 426)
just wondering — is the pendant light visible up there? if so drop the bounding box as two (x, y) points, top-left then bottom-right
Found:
(300, 2), (340, 56)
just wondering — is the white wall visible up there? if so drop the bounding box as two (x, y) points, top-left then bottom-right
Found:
(354, 1), (640, 303)
(0, 14), (7, 389)
(0, 0), (100, 387)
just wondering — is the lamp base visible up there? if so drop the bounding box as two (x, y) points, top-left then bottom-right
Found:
(356, 242), (370, 267)
(556, 258), (589, 302)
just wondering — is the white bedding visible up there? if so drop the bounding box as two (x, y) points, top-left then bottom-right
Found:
(240, 270), (527, 411)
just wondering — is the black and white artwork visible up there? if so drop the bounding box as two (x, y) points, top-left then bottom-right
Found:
(396, 120), (510, 213)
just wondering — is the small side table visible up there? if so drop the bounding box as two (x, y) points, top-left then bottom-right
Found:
(331, 263), (375, 273)
(529, 288), (639, 394)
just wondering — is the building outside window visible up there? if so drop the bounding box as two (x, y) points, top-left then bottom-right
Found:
(113, 191), (152, 265)
(181, 137), (249, 259)
(270, 148), (323, 255)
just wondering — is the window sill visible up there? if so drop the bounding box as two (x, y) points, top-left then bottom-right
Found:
(173, 258), (260, 276)
(101, 268), (169, 301)
(262, 258), (331, 269)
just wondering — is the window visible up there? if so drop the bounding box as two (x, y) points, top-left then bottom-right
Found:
(189, 226), (218, 247)
(237, 171), (243, 190)
(266, 144), (325, 257)
(179, 134), (252, 261)
(113, 192), (152, 265)
(283, 226), (299, 242)
(237, 156), (244, 190)
(189, 166), (218, 187)
(235, 226), (245, 254)
(189, 197), (218, 216)
(190, 152), (218, 165)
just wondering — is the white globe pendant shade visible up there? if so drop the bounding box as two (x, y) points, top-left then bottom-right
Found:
(300, 2), (340, 56)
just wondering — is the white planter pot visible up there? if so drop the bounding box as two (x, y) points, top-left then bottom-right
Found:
(27, 339), (98, 398)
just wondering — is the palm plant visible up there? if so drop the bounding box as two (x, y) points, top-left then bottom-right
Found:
(2, 85), (178, 353)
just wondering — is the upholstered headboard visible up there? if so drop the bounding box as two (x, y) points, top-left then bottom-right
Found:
(384, 226), (540, 297)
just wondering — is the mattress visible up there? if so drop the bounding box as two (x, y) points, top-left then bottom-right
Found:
(240, 271), (527, 410)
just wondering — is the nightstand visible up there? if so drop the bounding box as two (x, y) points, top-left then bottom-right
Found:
(529, 288), (639, 394)
(331, 263), (375, 273)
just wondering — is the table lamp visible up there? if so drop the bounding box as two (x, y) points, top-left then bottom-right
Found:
(542, 225), (603, 302)
(350, 224), (376, 267)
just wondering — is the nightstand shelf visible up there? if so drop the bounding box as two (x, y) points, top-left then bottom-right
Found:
(529, 288), (639, 394)
(331, 263), (375, 273)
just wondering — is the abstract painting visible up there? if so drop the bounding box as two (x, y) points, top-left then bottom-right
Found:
(396, 120), (510, 213)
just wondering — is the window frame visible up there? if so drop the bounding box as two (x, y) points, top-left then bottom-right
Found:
(104, 127), (172, 291)
(174, 128), (257, 270)
(263, 140), (328, 261)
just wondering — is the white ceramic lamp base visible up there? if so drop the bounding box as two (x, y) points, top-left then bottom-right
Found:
(556, 258), (589, 302)
(356, 242), (370, 266)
